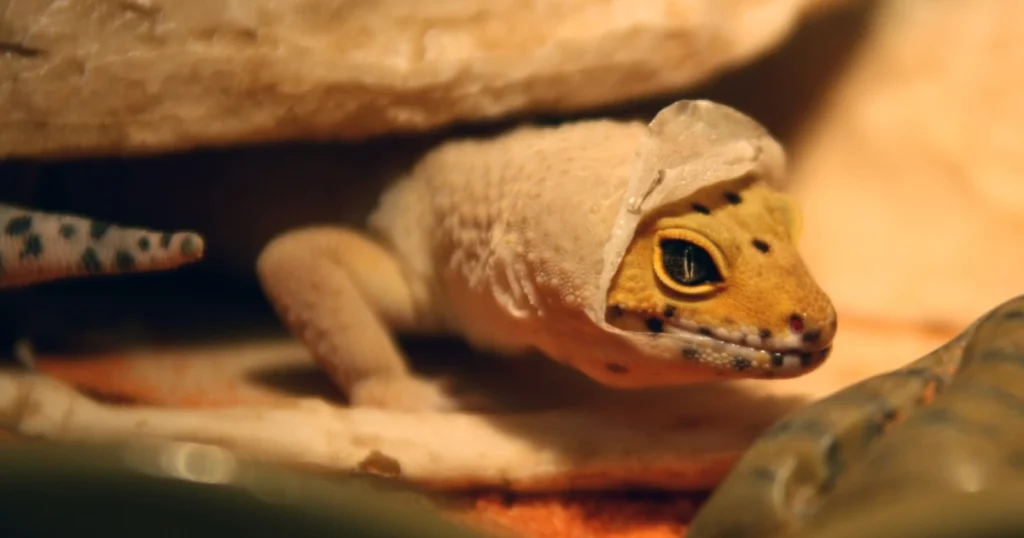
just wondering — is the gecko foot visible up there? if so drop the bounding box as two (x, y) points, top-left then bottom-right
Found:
(350, 375), (483, 413)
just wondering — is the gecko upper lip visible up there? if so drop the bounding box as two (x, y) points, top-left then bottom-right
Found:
(661, 320), (828, 353)
(661, 320), (833, 374)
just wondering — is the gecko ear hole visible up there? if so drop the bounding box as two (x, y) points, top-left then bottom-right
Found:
(653, 231), (726, 296)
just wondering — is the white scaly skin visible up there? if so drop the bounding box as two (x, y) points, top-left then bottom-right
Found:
(256, 99), (837, 412)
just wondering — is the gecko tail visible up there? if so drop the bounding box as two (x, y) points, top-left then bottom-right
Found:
(0, 204), (207, 290)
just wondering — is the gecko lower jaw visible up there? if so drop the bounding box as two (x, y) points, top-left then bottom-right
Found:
(661, 321), (832, 377)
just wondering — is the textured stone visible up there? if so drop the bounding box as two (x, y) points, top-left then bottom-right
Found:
(1, 0), (843, 158)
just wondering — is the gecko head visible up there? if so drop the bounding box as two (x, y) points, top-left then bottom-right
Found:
(601, 174), (836, 382)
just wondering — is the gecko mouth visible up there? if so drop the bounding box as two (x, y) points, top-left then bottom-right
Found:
(610, 309), (832, 378)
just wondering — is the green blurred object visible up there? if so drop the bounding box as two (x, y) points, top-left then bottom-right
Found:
(0, 440), (491, 538)
(789, 483), (1024, 538)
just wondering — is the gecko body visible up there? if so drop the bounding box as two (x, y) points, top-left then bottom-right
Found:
(256, 100), (837, 411)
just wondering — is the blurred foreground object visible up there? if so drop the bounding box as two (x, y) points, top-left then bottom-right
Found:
(0, 440), (488, 538)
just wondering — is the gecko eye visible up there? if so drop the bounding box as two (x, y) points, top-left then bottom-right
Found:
(654, 237), (724, 294)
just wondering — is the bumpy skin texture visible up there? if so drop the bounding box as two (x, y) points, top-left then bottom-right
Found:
(0, 204), (205, 290)
(606, 175), (834, 376)
(687, 294), (1024, 538)
(257, 99), (837, 412)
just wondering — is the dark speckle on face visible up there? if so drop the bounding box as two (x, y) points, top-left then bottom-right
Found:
(81, 247), (102, 273)
(752, 238), (771, 253)
(771, 353), (785, 367)
(89, 220), (111, 240)
(5, 215), (32, 237)
(645, 318), (664, 333)
(159, 232), (173, 249)
(724, 192), (743, 205)
(698, 327), (713, 337)
(180, 235), (198, 257)
(759, 328), (772, 340)
(19, 234), (42, 259)
(682, 347), (700, 360)
(607, 305), (624, 319)
(605, 362), (629, 374)
(802, 329), (822, 344)
(692, 203), (711, 215)
(663, 305), (676, 318)
(115, 250), (136, 272)
(138, 236), (151, 252)
(800, 353), (814, 368)
(731, 357), (753, 371)
(59, 223), (77, 239)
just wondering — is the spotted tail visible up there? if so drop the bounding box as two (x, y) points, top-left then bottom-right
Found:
(0, 204), (205, 289)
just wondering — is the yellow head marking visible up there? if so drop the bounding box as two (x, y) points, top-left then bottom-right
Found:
(606, 175), (836, 378)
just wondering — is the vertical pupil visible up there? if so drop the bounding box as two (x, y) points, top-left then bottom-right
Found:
(661, 239), (718, 285)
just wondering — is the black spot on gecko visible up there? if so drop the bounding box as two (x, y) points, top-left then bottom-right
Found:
(607, 305), (624, 319)
(663, 305), (676, 318)
(89, 220), (111, 240)
(138, 236), (151, 252)
(605, 362), (629, 374)
(81, 248), (102, 274)
(180, 235), (199, 257)
(724, 192), (742, 205)
(759, 328), (772, 340)
(799, 353), (814, 368)
(770, 353), (785, 367)
(698, 327), (713, 337)
(59, 223), (77, 239)
(645, 318), (664, 333)
(159, 232), (173, 249)
(691, 203), (711, 215)
(802, 329), (822, 343)
(19, 234), (42, 259)
(731, 357), (752, 371)
(115, 250), (136, 272)
(751, 238), (771, 253)
(682, 347), (701, 360)
(5, 215), (32, 237)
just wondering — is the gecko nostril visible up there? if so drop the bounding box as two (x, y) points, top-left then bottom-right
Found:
(788, 314), (805, 333)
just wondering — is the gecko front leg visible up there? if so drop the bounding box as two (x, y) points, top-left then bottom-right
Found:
(256, 226), (457, 412)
